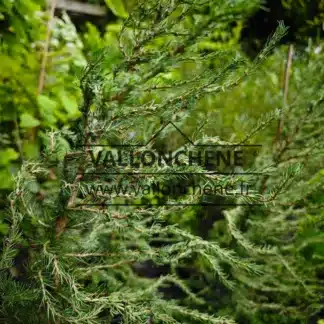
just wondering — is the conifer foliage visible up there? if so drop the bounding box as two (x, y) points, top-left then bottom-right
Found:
(0, 1), (289, 323)
(227, 43), (324, 323)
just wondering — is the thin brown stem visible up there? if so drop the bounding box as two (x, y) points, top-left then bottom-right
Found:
(37, 0), (57, 95)
(275, 44), (294, 144)
(262, 45), (294, 194)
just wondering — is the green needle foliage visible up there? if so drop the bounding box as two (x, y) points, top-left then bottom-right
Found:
(0, 1), (292, 323)
(205, 42), (324, 323)
(231, 43), (324, 323)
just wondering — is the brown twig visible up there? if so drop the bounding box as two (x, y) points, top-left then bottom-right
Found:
(37, 0), (57, 95)
(30, 0), (57, 143)
(275, 44), (294, 144)
(261, 45), (294, 194)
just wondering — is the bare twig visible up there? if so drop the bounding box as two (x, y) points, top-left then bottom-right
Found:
(261, 45), (294, 194)
(37, 0), (57, 95)
(30, 1), (58, 142)
(275, 44), (294, 143)
(283, 45), (294, 106)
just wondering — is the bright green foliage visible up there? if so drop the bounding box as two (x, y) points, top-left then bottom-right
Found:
(105, 0), (129, 18)
(0, 0), (85, 190)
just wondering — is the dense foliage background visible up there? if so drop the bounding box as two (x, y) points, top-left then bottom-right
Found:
(0, 0), (323, 323)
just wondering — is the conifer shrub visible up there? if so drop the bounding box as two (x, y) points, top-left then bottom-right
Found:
(0, 1), (293, 323)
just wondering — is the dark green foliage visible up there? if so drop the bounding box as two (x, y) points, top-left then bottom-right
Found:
(0, 1), (293, 323)
(1, 0), (323, 324)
